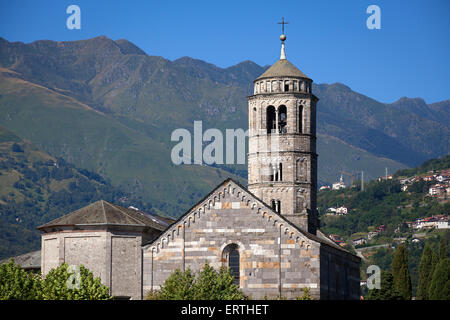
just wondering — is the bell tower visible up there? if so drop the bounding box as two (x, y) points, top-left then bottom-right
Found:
(247, 24), (319, 234)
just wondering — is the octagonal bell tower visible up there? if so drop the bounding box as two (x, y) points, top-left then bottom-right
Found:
(247, 30), (319, 234)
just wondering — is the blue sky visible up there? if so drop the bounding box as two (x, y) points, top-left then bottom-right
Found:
(1, 0), (449, 103)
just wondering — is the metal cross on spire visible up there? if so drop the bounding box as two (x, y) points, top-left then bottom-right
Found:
(278, 17), (289, 34)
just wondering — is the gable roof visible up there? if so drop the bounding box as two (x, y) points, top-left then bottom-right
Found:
(37, 200), (170, 231)
(255, 59), (310, 80)
(144, 178), (357, 256)
(0, 250), (41, 270)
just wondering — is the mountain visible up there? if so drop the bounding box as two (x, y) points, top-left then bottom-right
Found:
(389, 97), (450, 127)
(0, 35), (448, 218)
(314, 83), (449, 166)
(0, 66), (244, 220)
(0, 126), (155, 259)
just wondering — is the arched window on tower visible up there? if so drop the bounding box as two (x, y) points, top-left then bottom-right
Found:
(223, 244), (240, 286)
(284, 80), (289, 92)
(267, 106), (276, 134)
(270, 163), (282, 181)
(298, 105), (303, 133)
(279, 163), (283, 181)
(278, 105), (287, 134)
(277, 200), (281, 213)
(271, 200), (276, 210)
(251, 106), (257, 133)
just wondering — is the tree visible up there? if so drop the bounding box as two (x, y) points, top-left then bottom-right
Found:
(367, 270), (402, 300)
(192, 263), (244, 300)
(158, 268), (195, 300)
(41, 263), (111, 300)
(438, 235), (448, 261)
(149, 264), (245, 300)
(428, 236), (449, 300)
(391, 244), (412, 300)
(417, 242), (433, 300)
(428, 258), (450, 300)
(0, 260), (42, 300)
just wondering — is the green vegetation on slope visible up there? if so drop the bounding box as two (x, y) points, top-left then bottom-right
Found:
(0, 126), (157, 260)
(0, 69), (244, 220)
(395, 154), (450, 178)
(318, 154), (450, 297)
(317, 133), (406, 186)
(1, 36), (449, 203)
(319, 167), (449, 238)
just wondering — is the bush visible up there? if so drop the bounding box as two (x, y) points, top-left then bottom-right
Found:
(41, 263), (111, 300)
(158, 268), (196, 300)
(147, 264), (245, 300)
(0, 260), (42, 300)
(145, 289), (162, 300)
(0, 261), (111, 300)
(192, 264), (245, 300)
(296, 287), (314, 300)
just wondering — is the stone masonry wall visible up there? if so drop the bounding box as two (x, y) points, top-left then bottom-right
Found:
(41, 228), (143, 300)
(320, 244), (360, 300)
(143, 181), (322, 300)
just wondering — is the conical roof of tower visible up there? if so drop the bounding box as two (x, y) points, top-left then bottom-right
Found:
(256, 59), (310, 80)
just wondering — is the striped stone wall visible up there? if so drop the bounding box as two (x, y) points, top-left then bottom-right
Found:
(143, 180), (326, 299)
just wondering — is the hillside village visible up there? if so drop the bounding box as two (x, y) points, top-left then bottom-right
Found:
(319, 165), (450, 249)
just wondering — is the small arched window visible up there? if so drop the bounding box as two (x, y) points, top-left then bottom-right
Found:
(271, 200), (281, 213)
(223, 244), (240, 286)
(267, 106), (276, 134)
(279, 163), (283, 181)
(278, 105), (287, 134)
(298, 105), (303, 133)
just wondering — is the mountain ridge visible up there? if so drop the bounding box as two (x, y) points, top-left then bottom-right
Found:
(0, 35), (448, 218)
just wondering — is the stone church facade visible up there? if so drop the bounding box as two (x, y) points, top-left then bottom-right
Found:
(32, 33), (360, 300)
(143, 33), (360, 299)
(143, 179), (360, 299)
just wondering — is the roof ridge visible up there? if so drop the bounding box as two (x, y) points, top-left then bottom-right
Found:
(101, 200), (107, 223)
(37, 200), (101, 229)
(104, 201), (146, 225)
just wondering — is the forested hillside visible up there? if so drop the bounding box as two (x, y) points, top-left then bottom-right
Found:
(318, 154), (450, 297)
(319, 155), (449, 238)
(0, 126), (153, 259)
(1, 36), (448, 218)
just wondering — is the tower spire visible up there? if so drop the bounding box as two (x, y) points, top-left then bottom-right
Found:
(280, 39), (286, 60)
(278, 17), (288, 60)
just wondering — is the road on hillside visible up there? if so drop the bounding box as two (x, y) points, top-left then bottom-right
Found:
(354, 244), (391, 262)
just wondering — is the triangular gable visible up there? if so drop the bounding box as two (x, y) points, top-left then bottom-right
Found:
(142, 178), (351, 255)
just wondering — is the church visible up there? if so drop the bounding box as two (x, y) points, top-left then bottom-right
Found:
(27, 30), (360, 300)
